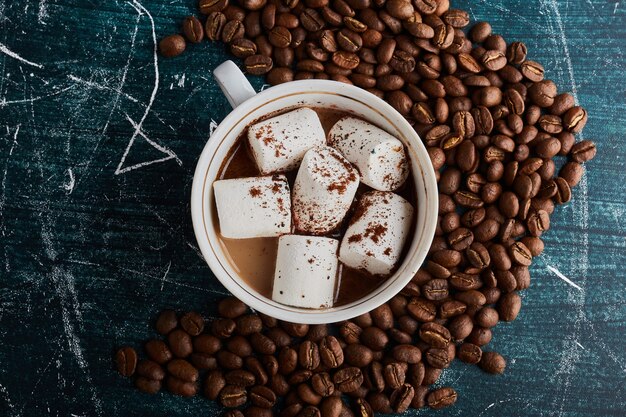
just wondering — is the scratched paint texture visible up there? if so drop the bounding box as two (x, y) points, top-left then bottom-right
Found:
(0, 0), (624, 416)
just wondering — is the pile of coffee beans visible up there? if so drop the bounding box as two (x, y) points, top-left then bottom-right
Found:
(130, 0), (599, 413)
(117, 301), (469, 414)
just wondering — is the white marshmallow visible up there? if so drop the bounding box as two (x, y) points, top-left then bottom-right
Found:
(292, 146), (360, 235)
(272, 235), (339, 309)
(213, 175), (291, 239)
(339, 191), (414, 276)
(329, 117), (409, 191)
(248, 107), (326, 175)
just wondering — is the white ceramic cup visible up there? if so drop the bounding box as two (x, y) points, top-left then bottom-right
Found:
(191, 61), (438, 324)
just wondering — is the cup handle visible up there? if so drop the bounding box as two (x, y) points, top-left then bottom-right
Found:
(213, 60), (257, 109)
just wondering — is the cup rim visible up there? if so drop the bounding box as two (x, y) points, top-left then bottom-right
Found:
(191, 79), (438, 324)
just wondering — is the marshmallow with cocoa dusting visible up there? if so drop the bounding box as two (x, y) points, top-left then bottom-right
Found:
(248, 107), (326, 174)
(213, 175), (291, 239)
(292, 146), (360, 235)
(272, 235), (339, 308)
(339, 191), (414, 276)
(329, 117), (409, 191)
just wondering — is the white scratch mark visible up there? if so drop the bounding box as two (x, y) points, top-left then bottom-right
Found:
(160, 260), (172, 291)
(115, 1), (164, 175)
(37, 0), (49, 25)
(615, 2), (620, 14)
(260, 83), (271, 91)
(177, 73), (186, 87)
(67, 74), (139, 103)
(547, 0), (578, 98)
(575, 341), (584, 349)
(546, 265), (583, 291)
(0, 42), (44, 68)
(9, 124), (19, 155)
(63, 168), (75, 194)
(187, 241), (205, 261)
(0, 84), (74, 107)
(103, 11), (141, 133)
(0, 383), (15, 414)
(114, 114), (182, 174)
(209, 118), (218, 136)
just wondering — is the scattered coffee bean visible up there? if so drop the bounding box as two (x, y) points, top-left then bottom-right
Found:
(115, 346), (137, 377)
(479, 351), (507, 374)
(159, 34), (186, 57)
(427, 387), (458, 409)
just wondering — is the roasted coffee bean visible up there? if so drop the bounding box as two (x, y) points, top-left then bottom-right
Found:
(227, 335), (253, 357)
(419, 322), (451, 348)
(448, 314), (473, 340)
(115, 346), (137, 377)
(267, 67), (294, 84)
(301, 8), (325, 31)
(155, 309), (178, 335)
(332, 51), (360, 69)
(439, 300), (466, 319)
(146, 339), (174, 364)
(345, 344), (374, 367)
(571, 140), (597, 162)
(407, 298), (436, 322)
(168, 359), (199, 383)
(200, 0), (228, 14)
(231, 38), (258, 58)
(359, 326), (388, 351)
(389, 384), (414, 413)
(226, 369), (256, 387)
(422, 365), (442, 386)
(382, 363), (406, 390)
(298, 383), (322, 405)
(560, 161), (584, 187)
(299, 406), (321, 417)
(137, 359), (165, 380)
(167, 376), (197, 397)
(422, 278), (449, 300)
(425, 347), (450, 369)
(320, 336), (344, 368)
(320, 396), (342, 417)
(299, 340), (321, 370)
(563, 106), (588, 132)
(221, 384), (248, 407)
(458, 343), (482, 364)
(190, 353), (217, 370)
(311, 372), (335, 397)
(340, 322), (362, 344)
(206, 12), (227, 40)
(527, 209), (550, 237)
(204, 370), (226, 400)
(245, 407), (273, 417)
(222, 20), (245, 42)
(248, 333), (276, 355)
(183, 16), (205, 43)
(392, 344), (421, 364)
(337, 29), (362, 52)
(427, 387), (457, 409)
(268, 26), (292, 47)
(271, 374), (290, 397)
(369, 304), (392, 330)
(479, 351), (506, 374)
(180, 312), (205, 336)
(217, 350), (244, 369)
(333, 367), (363, 392)
(212, 318), (236, 338)
(135, 377), (161, 394)
(498, 292), (522, 321)
(481, 50), (507, 71)
(245, 54), (273, 74)
(159, 34), (186, 57)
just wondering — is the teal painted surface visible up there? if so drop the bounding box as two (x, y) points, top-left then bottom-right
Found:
(0, 0), (624, 416)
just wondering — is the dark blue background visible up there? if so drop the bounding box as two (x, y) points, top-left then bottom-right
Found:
(0, 0), (624, 416)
